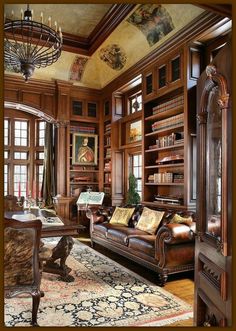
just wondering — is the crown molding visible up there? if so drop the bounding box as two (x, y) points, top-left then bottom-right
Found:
(62, 4), (135, 56)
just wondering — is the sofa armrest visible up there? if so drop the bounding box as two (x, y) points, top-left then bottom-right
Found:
(157, 222), (196, 245)
(91, 214), (106, 224)
(155, 222), (196, 266)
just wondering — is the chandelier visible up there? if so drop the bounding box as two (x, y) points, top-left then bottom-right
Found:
(4, 5), (63, 82)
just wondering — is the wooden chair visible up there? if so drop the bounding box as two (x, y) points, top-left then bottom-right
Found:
(4, 217), (44, 326)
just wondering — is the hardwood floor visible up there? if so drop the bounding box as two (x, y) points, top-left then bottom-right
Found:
(78, 233), (194, 327)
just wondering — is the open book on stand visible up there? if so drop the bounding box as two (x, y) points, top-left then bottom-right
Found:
(76, 192), (104, 206)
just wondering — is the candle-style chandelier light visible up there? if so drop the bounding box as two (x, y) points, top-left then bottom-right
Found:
(4, 5), (63, 82)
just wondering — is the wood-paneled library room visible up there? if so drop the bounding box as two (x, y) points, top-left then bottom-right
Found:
(3, 3), (233, 327)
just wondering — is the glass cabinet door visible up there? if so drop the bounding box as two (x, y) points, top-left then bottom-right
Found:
(205, 86), (222, 241)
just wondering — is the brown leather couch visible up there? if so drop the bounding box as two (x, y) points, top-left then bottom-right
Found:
(90, 205), (196, 286)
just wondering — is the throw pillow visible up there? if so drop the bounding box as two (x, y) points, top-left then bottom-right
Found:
(109, 207), (135, 226)
(136, 207), (165, 234)
(170, 214), (193, 226)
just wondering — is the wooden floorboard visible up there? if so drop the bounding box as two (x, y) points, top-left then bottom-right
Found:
(78, 234), (194, 326)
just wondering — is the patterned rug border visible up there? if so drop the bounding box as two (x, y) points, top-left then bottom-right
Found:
(5, 238), (193, 327)
(74, 239), (192, 305)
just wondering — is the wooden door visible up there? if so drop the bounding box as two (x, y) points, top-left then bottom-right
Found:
(194, 40), (232, 326)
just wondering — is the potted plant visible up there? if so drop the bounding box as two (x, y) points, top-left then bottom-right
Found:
(126, 173), (141, 205)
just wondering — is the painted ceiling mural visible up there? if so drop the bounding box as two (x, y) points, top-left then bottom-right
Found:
(99, 44), (127, 71)
(4, 4), (204, 89)
(127, 4), (174, 47)
(69, 56), (89, 82)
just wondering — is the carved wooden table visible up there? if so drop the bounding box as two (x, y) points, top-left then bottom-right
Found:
(4, 209), (85, 282)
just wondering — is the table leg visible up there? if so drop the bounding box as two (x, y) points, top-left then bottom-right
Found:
(43, 236), (75, 282)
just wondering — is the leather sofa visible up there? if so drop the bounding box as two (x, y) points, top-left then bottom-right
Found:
(90, 205), (196, 286)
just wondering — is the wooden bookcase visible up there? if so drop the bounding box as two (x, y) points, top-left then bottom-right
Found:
(142, 46), (200, 210)
(67, 96), (101, 197)
(103, 104), (112, 202)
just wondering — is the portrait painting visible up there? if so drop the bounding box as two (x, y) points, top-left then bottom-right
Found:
(127, 4), (174, 47)
(72, 133), (98, 165)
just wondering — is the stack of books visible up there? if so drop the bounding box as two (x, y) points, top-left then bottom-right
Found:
(154, 195), (183, 205)
(105, 136), (111, 146)
(152, 113), (184, 132)
(105, 148), (111, 159)
(173, 173), (184, 183)
(154, 172), (173, 183)
(105, 123), (111, 134)
(147, 174), (154, 183)
(73, 176), (91, 182)
(155, 154), (184, 164)
(152, 95), (184, 115)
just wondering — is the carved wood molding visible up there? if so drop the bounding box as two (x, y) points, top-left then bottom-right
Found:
(199, 252), (227, 301)
(205, 64), (229, 110)
(198, 64), (229, 257)
(52, 4), (135, 55)
(196, 112), (208, 125)
(4, 101), (56, 123)
(54, 120), (70, 128)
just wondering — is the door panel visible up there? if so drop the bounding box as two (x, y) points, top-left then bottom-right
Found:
(194, 40), (232, 326)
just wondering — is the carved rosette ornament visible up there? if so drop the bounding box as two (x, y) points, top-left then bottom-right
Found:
(55, 120), (70, 128)
(205, 64), (217, 79)
(205, 64), (229, 110)
(197, 112), (208, 124)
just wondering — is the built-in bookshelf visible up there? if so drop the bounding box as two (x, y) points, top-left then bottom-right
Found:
(103, 118), (112, 199)
(68, 121), (99, 196)
(143, 84), (196, 210)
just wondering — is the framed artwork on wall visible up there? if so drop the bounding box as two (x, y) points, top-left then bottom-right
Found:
(129, 120), (142, 143)
(72, 133), (98, 165)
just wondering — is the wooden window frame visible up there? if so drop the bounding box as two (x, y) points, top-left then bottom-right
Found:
(4, 109), (45, 198)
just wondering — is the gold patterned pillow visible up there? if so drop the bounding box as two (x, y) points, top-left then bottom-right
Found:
(170, 214), (193, 226)
(109, 207), (135, 226)
(136, 207), (164, 234)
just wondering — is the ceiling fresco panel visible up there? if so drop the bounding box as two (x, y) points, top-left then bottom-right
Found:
(4, 4), (205, 89)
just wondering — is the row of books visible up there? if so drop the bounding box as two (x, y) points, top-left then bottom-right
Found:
(173, 173), (184, 183)
(148, 172), (184, 183)
(105, 136), (111, 146)
(105, 123), (111, 133)
(148, 132), (184, 149)
(71, 175), (92, 182)
(152, 113), (184, 132)
(105, 148), (111, 159)
(152, 95), (184, 115)
(70, 125), (96, 134)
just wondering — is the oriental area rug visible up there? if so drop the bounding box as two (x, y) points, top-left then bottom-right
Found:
(5, 239), (193, 327)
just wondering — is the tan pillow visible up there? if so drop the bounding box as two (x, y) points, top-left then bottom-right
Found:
(136, 207), (164, 234)
(170, 214), (193, 226)
(109, 207), (135, 226)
